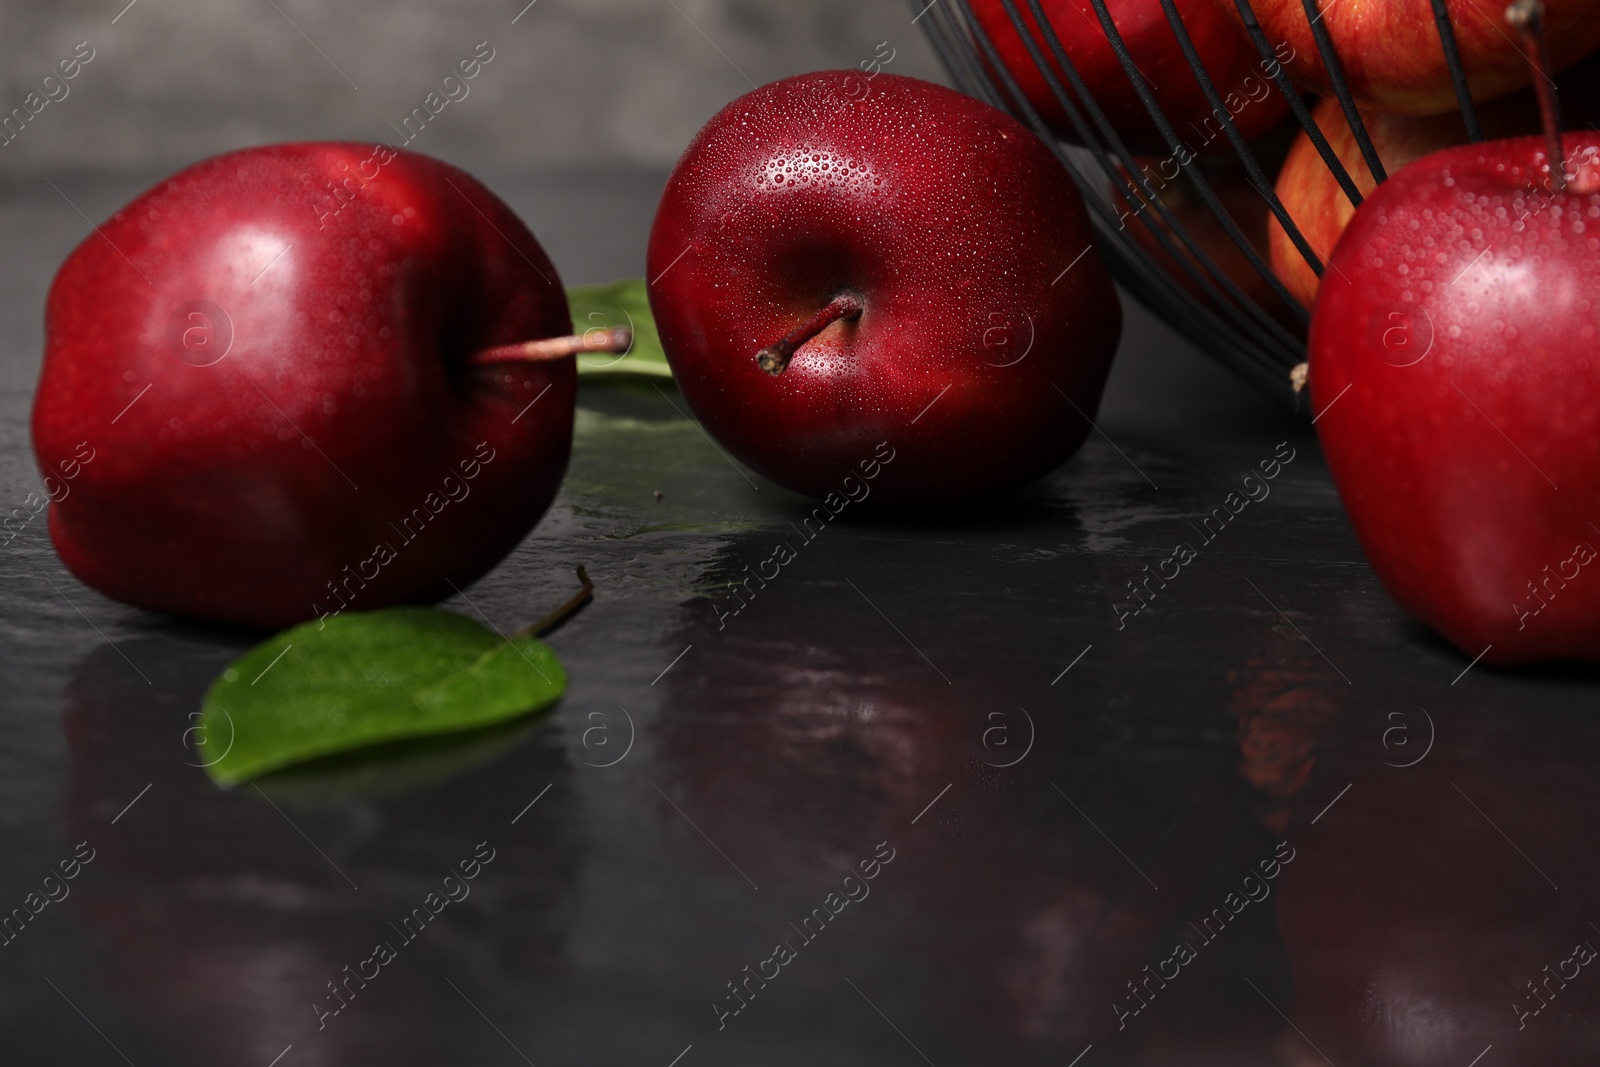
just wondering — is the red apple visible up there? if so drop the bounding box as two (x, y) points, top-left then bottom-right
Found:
(32, 143), (586, 629)
(969, 0), (1292, 155)
(1270, 57), (1600, 306)
(646, 72), (1121, 502)
(1308, 132), (1600, 664)
(1217, 0), (1600, 114)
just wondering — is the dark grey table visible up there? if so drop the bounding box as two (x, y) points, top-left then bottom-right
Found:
(3, 170), (1598, 1067)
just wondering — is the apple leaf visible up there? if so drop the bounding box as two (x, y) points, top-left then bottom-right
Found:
(567, 277), (673, 379)
(195, 608), (566, 787)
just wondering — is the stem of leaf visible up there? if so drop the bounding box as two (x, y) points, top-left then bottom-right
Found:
(517, 566), (595, 638)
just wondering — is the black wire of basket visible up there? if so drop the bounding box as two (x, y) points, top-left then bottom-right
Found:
(909, 0), (1485, 408)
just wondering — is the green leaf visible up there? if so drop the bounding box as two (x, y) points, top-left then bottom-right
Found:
(196, 608), (567, 787)
(567, 277), (674, 380)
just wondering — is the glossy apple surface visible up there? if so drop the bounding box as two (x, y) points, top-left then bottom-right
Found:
(32, 143), (574, 629)
(1219, 0), (1600, 114)
(646, 72), (1121, 503)
(1309, 133), (1600, 664)
(969, 0), (1291, 155)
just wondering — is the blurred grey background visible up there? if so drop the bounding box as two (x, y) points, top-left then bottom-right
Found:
(0, 0), (944, 177)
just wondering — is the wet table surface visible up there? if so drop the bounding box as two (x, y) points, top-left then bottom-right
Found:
(3, 171), (1599, 1067)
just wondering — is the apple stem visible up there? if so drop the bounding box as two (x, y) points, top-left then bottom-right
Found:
(1506, 0), (1567, 191)
(515, 565), (595, 638)
(755, 294), (864, 376)
(470, 328), (632, 367)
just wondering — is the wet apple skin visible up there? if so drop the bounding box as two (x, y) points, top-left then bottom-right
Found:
(648, 72), (1122, 503)
(33, 143), (574, 629)
(1310, 135), (1600, 664)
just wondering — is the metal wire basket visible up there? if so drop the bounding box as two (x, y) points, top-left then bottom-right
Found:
(910, 0), (1487, 407)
